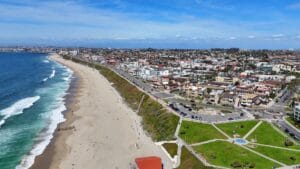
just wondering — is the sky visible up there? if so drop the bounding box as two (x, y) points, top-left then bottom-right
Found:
(0, 0), (300, 49)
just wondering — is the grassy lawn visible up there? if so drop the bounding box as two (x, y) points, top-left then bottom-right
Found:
(179, 121), (226, 144)
(286, 116), (300, 130)
(177, 146), (213, 169)
(194, 141), (281, 169)
(247, 122), (300, 149)
(216, 120), (259, 138)
(162, 143), (178, 158)
(250, 145), (300, 165)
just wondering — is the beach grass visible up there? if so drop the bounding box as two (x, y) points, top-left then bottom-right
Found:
(162, 143), (178, 158)
(249, 145), (300, 165)
(62, 55), (179, 141)
(247, 122), (300, 149)
(194, 141), (281, 169)
(179, 121), (226, 144)
(216, 120), (259, 137)
(177, 146), (213, 169)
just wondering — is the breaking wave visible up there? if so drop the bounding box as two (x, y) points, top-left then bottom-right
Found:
(0, 96), (40, 128)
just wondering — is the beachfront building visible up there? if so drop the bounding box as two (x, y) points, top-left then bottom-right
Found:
(294, 105), (300, 121)
(134, 156), (163, 169)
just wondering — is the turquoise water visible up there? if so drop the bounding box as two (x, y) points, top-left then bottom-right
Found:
(234, 138), (248, 145)
(0, 52), (73, 169)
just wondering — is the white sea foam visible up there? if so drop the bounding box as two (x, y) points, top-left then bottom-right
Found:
(42, 69), (56, 82)
(42, 78), (48, 82)
(15, 64), (73, 169)
(15, 103), (66, 169)
(0, 96), (40, 128)
(49, 70), (56, 79)
(42, 60), (50, 63)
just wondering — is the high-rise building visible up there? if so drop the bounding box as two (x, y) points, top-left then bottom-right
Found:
(294, 105), (300, 121)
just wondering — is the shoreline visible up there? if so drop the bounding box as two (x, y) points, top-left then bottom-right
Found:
(30, 56), (82, 169)
(30, 54), (172, 169)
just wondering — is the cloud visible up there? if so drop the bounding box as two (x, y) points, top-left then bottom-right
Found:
(0, 0), (299, 49)
(0, 0), (256, 41)
(287, 2), (300, 9)
(272, 34), (284, 38)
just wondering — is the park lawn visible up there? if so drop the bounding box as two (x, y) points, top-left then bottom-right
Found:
(247, 122), (300, 149)
(179, 121), (226, 144)
(250, 145), (300, 165)
(177, 146), (213, 169)
(194, 141), (281, 169)
(216, 120), (259, 137)
(162, 143), (178, 158)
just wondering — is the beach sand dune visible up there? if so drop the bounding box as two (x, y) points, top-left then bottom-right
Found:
(44, 54), (172, 169)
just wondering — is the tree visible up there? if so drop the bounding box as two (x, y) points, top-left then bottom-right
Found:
(207, 88), (212, 94)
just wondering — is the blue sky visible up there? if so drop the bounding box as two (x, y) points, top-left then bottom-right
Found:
(0, 0), (300, 49)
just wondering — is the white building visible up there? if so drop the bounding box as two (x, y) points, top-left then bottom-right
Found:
(69, 50), (78, 56)
(294, 105), (300, 121)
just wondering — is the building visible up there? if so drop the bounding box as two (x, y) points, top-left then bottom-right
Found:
(294, 105), (300, 121)
(240, 94), (260, 107)
(135, 156), (163, 169)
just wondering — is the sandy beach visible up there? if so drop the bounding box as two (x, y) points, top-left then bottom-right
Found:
(31, 54), (172, 169)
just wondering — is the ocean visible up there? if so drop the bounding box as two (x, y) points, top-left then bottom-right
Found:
(0, 52), (73, 169)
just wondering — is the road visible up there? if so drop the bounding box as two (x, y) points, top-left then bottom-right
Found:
(108, 65), (254, 123)
(276, 120), (300, 141)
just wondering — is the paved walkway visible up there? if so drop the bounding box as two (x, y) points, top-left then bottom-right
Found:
(175, 117), (183, 137)
(243, 121), (263, 139)
(239, 145), (287, 167)
(190, 139), (226, 146)
(173, 142), (183, 168)
(253, 143), (300, 152)
(136, 95), (145, 113)
(212, 123), (231, 139)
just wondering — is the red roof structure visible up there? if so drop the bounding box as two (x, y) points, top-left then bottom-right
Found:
(135, 156), (162, 169)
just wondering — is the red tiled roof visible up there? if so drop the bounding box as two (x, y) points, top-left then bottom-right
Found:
(135, 156), (162, 169)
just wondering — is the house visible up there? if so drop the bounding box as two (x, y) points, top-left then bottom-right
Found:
(236, 85), (255, 94)
(255, 85), (272, 96)
(220, 92), (236, 106)
(107, 59), (117, 65)
(240, 94), (260, 107)
(135, 156), (163, 169)
(207, 89), (223, 104)
(273, 63), (296, 72)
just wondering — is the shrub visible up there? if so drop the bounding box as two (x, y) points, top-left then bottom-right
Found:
(284, 139), (294, 147)
(249, 162), (256, 168)
(290, 156), (296, 161)
(210, 154), (216, 159)
(231, 161), (242, 168)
